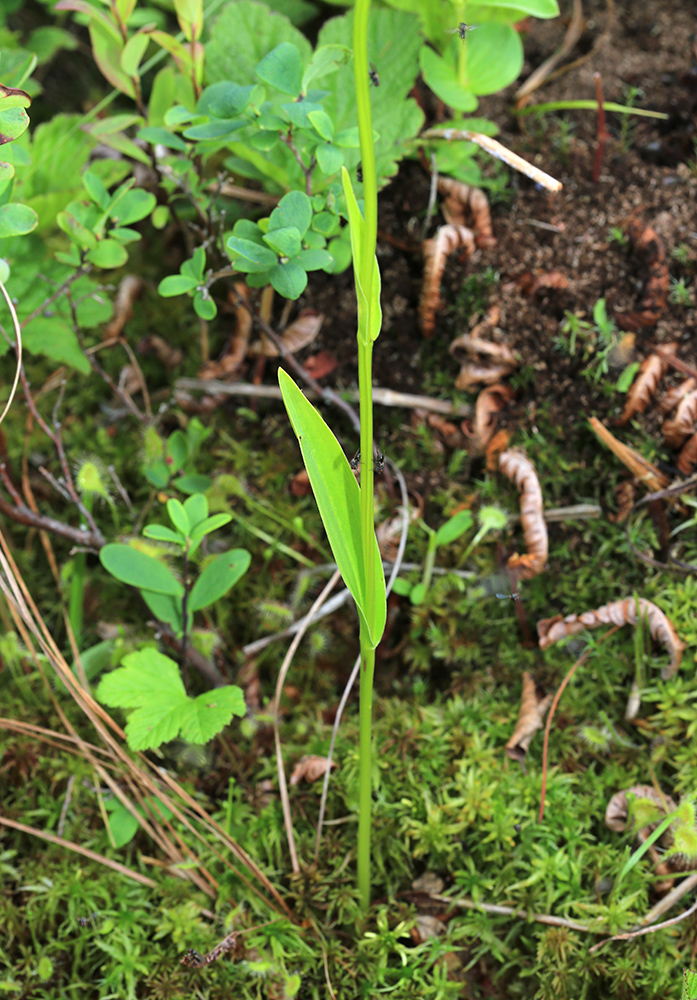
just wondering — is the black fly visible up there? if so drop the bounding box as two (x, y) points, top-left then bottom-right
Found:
(446, 22), (478, 40)
(356, 162), (363, 182)
(369, 62), (380, 86)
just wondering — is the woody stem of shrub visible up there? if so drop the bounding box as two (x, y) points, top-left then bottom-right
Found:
(354, 0), (379, 911)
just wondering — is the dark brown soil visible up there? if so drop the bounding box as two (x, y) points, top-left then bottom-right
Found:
(302, 0), (697, 438)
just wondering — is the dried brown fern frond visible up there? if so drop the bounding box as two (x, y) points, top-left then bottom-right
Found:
(499, 449), (548, 579)
(616, 342), (677, 425)
(662, 388), (697, 449)
(537, 596), (685, 679)
(419, 224), (475, 337)
(437, 176), (495, 248)
(505, 672), (553, 763)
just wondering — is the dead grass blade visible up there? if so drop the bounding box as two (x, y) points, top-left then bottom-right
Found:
(589, 417), (669, 490)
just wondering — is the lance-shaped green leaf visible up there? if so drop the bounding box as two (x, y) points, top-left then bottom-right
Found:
(341, 168), (382, 344)
(278, 368), (386, 647)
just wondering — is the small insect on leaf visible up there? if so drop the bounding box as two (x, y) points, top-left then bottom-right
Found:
(446, 22), (479, 40)
(369, 62), (380, 86)
(496, 592), (519, 602)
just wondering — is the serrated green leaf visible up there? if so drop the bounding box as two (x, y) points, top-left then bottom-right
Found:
(278, 368), (386, 647)
(100, 544), (183, 596)
(188, 549), (252, 611)
(22, 316), (90, 373)
(180, 686), (246, 743)
(98, 649), (185, 708)
(205, 1), (312, 87)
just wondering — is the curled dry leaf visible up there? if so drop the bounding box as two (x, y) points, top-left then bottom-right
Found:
(437, 176), (496, 248)
(505, 672), (553, 763)
(662, 388), (697, 449)
(537, 597), (686, 679)
(289, 755), (337, 786)
(607, 480), (636, 524)
(411, 915), (445, 944)
(517, 270), (569, 298)
(250, 309), (323, 357)
(419, 224), (476, 337)
(377, 493), (423, 562)
(426, 412), (464, 449)
(605, 785), (677, 833)
(677, 432), (697, 476)
(589, 417), (669, 491)
(199, 282), (252, 381)
(449, 306), (518, 390)
(485, 428), (511, 471)
(659, 377), (697, 414)
(614, 218), (669, 332)
(499, 449), (548, 580)
(616, 342), (678, 425)
(303, 350), (338, 380)
(137, 334), (183, 370)
(411, 871), (445, 895)
(104, 275), (144, 339)
(462, 383), (514, 454)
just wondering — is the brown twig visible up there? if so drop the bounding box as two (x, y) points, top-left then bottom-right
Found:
(592, 72), (609, 183)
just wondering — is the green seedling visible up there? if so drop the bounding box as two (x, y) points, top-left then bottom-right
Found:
(669, 277), (693, 307)
(393, 509), (474, 605)
(100, 490), (249, 641)
(141, 418), (213, 493)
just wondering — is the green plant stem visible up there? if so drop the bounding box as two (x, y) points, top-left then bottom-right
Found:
(357, 639), (375, 906)
(354, 0), (379, 912)
(420, 528), (438, 593)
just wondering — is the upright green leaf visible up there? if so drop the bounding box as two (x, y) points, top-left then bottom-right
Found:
(255, 42), (303, 96)
(278, 368), (386, 646)
(188, 550), (252, 612)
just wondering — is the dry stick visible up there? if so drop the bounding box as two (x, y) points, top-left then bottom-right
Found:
(589, 896), (697, 954)
(0, 282), (22, 429)
(0, 815), (157, 887)
(592, 72), (609, 183)
(640, 871), (697, 927)
(274, 568), (343, 873)
(175, 378), (472, 418)
(514, 0), (584, 105)
(422, 129), (562, 193)
(539, 626), (622, 822)
(425, 892), (601, 934)
(314, 458), (410, 863)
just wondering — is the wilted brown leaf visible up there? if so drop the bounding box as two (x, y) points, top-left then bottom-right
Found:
(289, 755), (337, 786)
(677, 432), (697, 476)
(251, 309), (323, 357)
(616, 342), (678, 425)
(437, 176), (495, 248)
(608, 480), (636, 524)
(419, 225), (476, 337)
(199, 282), (252, 380)
(537, 597), (685, 679)
(104, 275), (144, 339)
(659, 377), (697, 414)
(289, 469), (311, 498)
(303, 350), (338, 380)
(614, 218), (669, 332)
(426, 412), (463, 449)
(505, 672), (553, 763)
(662, 388), (697, 449)
(411, 915), (445, 943)
(499, 449), (548, 579)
